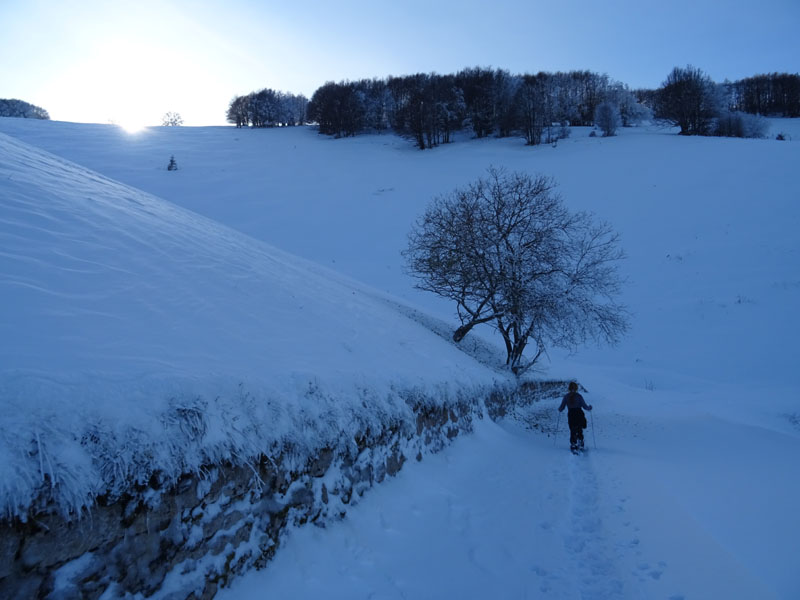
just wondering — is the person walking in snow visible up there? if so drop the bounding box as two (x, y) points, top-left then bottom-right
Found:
(558, 382), (592, 452)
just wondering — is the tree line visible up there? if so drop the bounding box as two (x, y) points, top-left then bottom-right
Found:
(305, 68), (651, 149)
(639, 71), (800, 121)
(225, 68), (798, 145)
(636, 66), (800, 138)
(724, 73), (800, 117)
(226, 88), (308, 128)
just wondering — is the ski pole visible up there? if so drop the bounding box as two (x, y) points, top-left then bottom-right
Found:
(553, 411), (561, 446)
(590, 409), (597, 450)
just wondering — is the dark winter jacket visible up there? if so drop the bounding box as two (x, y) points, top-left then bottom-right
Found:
(559, 392), (591, 431)
(558, 392), (591, 412)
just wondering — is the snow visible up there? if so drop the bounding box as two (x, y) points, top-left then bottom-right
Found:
(0, 131), (485, 383)
(0, 129), (505, 519)
(1, 115), (799, 598)
(220, 417), (774, 600)
(2, 117), (797, 386)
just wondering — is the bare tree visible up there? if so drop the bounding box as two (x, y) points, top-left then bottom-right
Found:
(404, 168), (628, 375)
(516, 74), (547, 145)
(226, 96), (248, 127)
(656, 65), (721, 135)
(727, 73), (800, 117)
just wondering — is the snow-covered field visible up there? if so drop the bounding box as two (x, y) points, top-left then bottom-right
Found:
(1, 116), (798, 598)
(0, 129), (505, 520)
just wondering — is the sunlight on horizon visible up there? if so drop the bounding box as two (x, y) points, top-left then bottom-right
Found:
(116, 119), (149, 134)
(43, 31), (211, 127)
(109, 101), (158, 132)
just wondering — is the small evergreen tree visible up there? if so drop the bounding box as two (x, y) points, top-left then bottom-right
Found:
(167, 155), (178, 171)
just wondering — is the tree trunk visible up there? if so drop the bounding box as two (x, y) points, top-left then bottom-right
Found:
(453, 322), (475, 342)
(452, 313), (502, 342)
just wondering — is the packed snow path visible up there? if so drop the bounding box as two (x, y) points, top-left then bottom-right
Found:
(219, 396), (798, 600)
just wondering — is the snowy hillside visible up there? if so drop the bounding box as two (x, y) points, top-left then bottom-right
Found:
(0, 132), (500, 383)
(1, 117), (799, 598)
(0, 131), (504, 519)
(2, 117), (798, 388)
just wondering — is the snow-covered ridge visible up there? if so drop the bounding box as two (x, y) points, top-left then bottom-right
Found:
(0, 132), (504, 519)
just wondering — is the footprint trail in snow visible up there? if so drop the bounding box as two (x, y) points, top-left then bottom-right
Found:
(565, 453), (626, 599)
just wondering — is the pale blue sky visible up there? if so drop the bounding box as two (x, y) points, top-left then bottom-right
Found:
(1, 0), (798, 126)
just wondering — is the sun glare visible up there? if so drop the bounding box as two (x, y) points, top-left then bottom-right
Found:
(117, 119), (148, 134)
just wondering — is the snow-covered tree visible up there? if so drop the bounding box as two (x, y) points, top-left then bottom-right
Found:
(385, 73), (465, 149)
(570, 70), (609, 126)
(713, 111), (768, 138)
(404, 168), (628, 374)
(228, 89), (308, 128)
(307, 82), (365, 137)
(356, 78), (392, 131)
(594, 101), (621, 136)
(0, 98), (50, 119)
(162, 112), (183, 126)
(226, 96), (249, 127)
(604, 83), (652, 126)
(278, 92), (308, 126)
(456, 67), (497, 138)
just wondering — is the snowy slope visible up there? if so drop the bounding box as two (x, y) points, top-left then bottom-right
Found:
(0, 131), (504, 518)
(0, 131), (498, 383)
(1, 117), (798, 388)
(1, 117), (799, 598)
